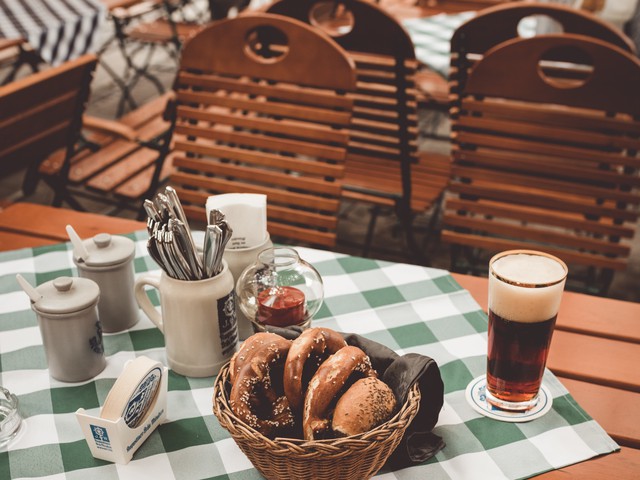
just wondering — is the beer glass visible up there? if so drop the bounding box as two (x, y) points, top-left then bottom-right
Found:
(486, 250), (568, 411)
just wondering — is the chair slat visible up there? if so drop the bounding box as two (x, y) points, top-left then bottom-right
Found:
(448, 182), (638, 222)
(460, 97), (640, 135)
(443, 215), (631, 256)
(171, 171), (340, 212)
(174, 140), (344, 178)
(87, 148), (158, 192)
(174, 124), (347, 161)
(451, 165), (640, 205)
(445, 198), (635, 239)
(177, 72), (353, 110)
(173, 156), (341, 196)
(455, 132), (640, 170)
(455, 115), (640, 151)
(176, 90), (352, 126)
(452, 149), (640, 188)
(175, 105), (349, 144)
(440, 231), (627, 270)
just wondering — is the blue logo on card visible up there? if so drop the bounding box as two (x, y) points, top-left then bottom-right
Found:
(91, 425), (112, 451)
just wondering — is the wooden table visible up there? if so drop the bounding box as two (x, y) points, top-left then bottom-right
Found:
(1, 202), (638, 479)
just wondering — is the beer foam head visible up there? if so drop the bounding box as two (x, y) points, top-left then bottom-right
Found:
(489, 252), (567, 323)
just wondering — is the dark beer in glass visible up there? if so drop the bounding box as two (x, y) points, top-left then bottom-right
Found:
(486, 250), (567, 411)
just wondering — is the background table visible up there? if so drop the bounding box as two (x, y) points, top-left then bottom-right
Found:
(0, 204), (633, 479)
(403, 11), (537, 77)
(0, 0), (106, 65)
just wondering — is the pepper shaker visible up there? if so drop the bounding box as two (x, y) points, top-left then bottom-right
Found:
(73, 233), (139, 333)
(30, 276), (106, 382)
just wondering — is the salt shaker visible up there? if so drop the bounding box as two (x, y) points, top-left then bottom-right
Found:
(31, 276), (106, 382)
(73, 233), (139, 333)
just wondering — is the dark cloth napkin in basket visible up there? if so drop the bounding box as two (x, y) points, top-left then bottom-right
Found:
(268, 326), (446, 469)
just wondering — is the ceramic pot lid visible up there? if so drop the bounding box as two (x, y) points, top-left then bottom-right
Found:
(77, 233), (135, 267)
(33, 277), (100, 315)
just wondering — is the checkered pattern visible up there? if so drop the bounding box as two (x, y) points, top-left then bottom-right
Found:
(0, 233), (618, 479)
(403, 11), (537, 77)
(0, 0), (106, 65)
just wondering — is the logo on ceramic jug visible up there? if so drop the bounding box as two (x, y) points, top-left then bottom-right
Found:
(218, 291), (238, 356)
(89, 321), (104, 354)
(123, 367), (162, 428)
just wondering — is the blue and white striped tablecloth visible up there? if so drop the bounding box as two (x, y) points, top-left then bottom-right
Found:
(403, 11), (537, 77)
(0, 0), (106, 65)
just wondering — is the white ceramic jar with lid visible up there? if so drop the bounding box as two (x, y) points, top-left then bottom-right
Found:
(73, 233), (139, 333)
(32, 276), (106, 382)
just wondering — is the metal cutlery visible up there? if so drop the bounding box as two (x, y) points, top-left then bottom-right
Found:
(144, 187), (232, 280)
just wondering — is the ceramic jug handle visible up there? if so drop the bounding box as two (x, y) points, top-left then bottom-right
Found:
(134, 274), (163, 333)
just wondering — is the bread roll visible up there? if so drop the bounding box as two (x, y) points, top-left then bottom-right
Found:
(332, 377), (397, 437)
(303, 346), (376, 440)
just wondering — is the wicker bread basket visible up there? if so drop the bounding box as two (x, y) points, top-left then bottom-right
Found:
(213, 362), (421, 480)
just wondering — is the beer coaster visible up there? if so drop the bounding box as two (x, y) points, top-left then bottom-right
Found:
(465, 375), (553, 423)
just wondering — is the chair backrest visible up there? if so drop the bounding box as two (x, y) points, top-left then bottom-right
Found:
(0, 54), (96, 172)
(441, 34), (640, 293)
(449, 2), (636, 100)
(169, 13), (356, 247)
(267, 0), (419, 208)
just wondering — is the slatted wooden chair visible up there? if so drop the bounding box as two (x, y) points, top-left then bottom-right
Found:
(415, 2), (637, 138)
(0, 52), (177, 217)
(0, 54), (96, 200)
(169, 13), (356, 248)
(441, 34), (640, 295)
(267, 0), (450, 258)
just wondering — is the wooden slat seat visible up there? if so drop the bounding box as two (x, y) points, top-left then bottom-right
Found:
(441, 34), (640, 294)
(344, 151), (450, 213)
(168, 14), (356, 248)
(34, 89), (176, 216)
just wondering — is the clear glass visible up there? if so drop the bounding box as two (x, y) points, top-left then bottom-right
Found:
(0, 386), (22, 447)
(236, 247), (324, 332)
(486, 250), (568, 411)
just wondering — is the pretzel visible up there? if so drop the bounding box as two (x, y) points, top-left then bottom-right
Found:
(302, 346), (376, 440)
(229, 334), (295, 437)
(229, 332), (287, 383)
(283, 327), (347, 411)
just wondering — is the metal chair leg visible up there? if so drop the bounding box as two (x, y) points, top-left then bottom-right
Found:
(362, 205), (381, 258)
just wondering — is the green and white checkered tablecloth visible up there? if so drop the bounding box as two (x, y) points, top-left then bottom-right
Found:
(0, 232), (618, 479)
